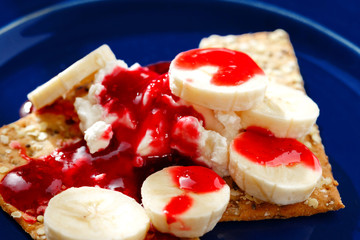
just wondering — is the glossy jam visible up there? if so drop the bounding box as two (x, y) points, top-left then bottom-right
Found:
(169, 166), (226, 193)
(163, 166), (226, 225)
(0, 64), (205, 220)
(173, 48), (264, 86)
(146, 61), (170, 75)
(233, 127), (321, 170)
(170, 117), (201, 158)
(37, 98), (78, 118)
(163, 194), (193, 224)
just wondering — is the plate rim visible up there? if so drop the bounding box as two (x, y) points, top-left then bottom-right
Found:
(0, 0), (359, 56)
(0, 0), (358, 239)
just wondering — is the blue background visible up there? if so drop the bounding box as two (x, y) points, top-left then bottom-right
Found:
(0, 0), (359, 45)
(0, 0), (359, 240)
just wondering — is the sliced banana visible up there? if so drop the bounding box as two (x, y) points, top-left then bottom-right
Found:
(229, 129), (322, 205)
(168, 48), (268, 111)
(28, 44), (116, 109)
(141, 166), (230, 238)
(44, 187), (150, 240)
(238, 83), (319, 138)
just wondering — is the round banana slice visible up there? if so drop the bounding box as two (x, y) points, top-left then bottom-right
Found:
(238, 83), (320, 139)
(28, 44), (116, 109)
(141, 166), (230, 238)
(169, 48), (268, 111)
(229, 128), (322, 205)
(44, 187), (150, 240)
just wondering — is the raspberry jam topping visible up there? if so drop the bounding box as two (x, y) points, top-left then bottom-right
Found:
(232, 127), (321, 170)
(173, 48), (264, 86)
(0, 64), (206, 220)
(170, 116), (201, 158)
(164, 166), (226, 224)
(164, 194), (193, 224)
(169, 166), (226, 193)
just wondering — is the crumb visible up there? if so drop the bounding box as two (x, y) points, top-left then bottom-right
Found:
(36, 227), (45, 236)
(1, 128), (9, 134)
(0, 166), (9, 173)
(304, 198), (319, 208)
(230, 189), (241, 197)
(11, 211), (22, 218)
(0, 135), (9, 145)
(37, 132), (48, 141)
(304, 141), (312, 149)
(37, 215), (44, 223)
(316, 176), (332, 188)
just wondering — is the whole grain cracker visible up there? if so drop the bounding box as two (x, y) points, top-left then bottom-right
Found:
(200, 29), (344, 221)
(0, 29), (343, 240)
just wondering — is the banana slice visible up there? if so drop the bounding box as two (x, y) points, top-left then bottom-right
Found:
(168, 48), (268, 111)
(229, 128), (322, 205)
(238, 83), (320, 138)
(28, 44), (116, 109)
(141, 166), (230, 238)
(44, 187), (150, 240)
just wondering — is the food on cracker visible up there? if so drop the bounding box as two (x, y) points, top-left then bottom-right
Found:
(168, 48), (268, 111)
(142, 166), (230, 238)
(0, 29), (343, 240)
(44, 187), (150, 240)
(28, 45), (116, 110)
(200, 29), (343, 221)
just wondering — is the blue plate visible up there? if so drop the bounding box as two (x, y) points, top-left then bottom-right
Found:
(0, 0), (359, 239)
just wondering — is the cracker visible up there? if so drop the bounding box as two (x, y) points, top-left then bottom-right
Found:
(0, 112), (82, 240)
(0, 29), (344, 239)
(199, 29), (344, 221)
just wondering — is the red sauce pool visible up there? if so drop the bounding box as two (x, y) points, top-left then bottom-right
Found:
(0, 63), (206, 221)
(163, 166), (226, 225)
(173, 48), (264, 86)
(232, 127), (321, 170)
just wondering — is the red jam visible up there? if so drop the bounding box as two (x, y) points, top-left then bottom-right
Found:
(163, 166), (226, 225)
(233, 127), (321, 170)
(169, 166), (226, 193)
(163, 194), (193, 224)
(173, 48), (264, 86)
(146, 61), (170, 75)
(170, 117), (201, 158)
(0, 64), (206, 220)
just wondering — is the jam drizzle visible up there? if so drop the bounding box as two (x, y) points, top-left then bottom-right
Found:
(173, 48), (264, 86)
(163, 166), (226, 225)
(0, 64), (206, 221)
(233, 127), (321, 170)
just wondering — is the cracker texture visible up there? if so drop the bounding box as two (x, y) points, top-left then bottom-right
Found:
(200, 29), (344, 221)
(0, 29), (344, 239)
(0, 113), (82, 240)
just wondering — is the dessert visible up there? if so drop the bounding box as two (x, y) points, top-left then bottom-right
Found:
(169, 48), (268, 111)
(44, 187), (150, 240)
(142, 166), (230, 238)
(0, 29), (343, 240)
(199, 30), (344, 221)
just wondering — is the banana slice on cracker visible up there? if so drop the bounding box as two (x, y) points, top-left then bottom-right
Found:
(28, 44), (116, 109)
